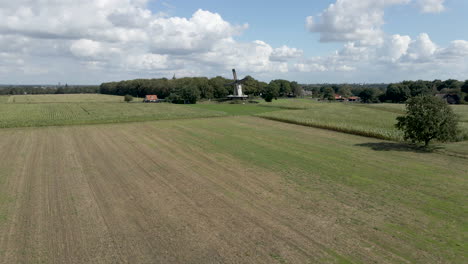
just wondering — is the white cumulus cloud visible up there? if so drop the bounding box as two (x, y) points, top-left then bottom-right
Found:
(0, 1), (301, 83)
(417, 0), (445, 13)
(306, 0), (410, 45)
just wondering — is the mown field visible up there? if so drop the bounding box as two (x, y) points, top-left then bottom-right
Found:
(0, 117), (466, 263)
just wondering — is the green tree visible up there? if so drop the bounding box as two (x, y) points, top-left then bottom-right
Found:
(124, 94), (133, 102)
(262, 81), (280, 102)
(291, 81), (303, 97)
(359, 88), (381, 103)
(322, 87), (335, 100)
(409, 80), (431, 97)
(179, 85), (200, 104)
(461, 80), (468, 94)
(337, 86), (352, 98)
(462, 80), (468, 103)
(396, 95), (459, 146)
(385, 83), (411, 103)
(209, 76), (230, 98)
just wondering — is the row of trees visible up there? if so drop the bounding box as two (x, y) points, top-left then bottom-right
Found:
(100, 77), (302, 103)
(0, 85), (99, 95)
(383, 79), (468, 104)
(303, 79), (468, 104)
(304, 84), (385, 103)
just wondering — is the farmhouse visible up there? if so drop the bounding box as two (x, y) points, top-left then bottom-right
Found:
(144, 95), (159, 102)
(347, 96), (360, 102)
(334, 94), (345, 102)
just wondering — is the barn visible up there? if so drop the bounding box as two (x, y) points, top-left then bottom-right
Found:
(144, 95), (159, 103)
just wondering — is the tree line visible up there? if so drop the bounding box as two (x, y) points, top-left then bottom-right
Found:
(303, 79), (468, 104)
(0, 85), (99, 95)
(99, 77), (302, 103)
(2, 78), (467, 105)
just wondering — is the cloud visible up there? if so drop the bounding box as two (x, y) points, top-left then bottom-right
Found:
(295, 32), (468, 78)
(417, 0), (445, 13)
(306, 0), (410, 45)
(148, 9), (248, 55)
(378, 34), (411, 62)
(70, 39), (121, 59)
(406, 33), (438, 61)
(437, 40), (468, 59)
(298, 0), (466, 81)
(270, 46), (304, 62)
(0, 1), (301, 83)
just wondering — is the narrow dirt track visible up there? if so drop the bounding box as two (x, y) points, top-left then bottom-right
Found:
(0, 118), (454, 263)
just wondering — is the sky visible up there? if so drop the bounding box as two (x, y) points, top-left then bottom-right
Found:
(0, 0), (467, 84)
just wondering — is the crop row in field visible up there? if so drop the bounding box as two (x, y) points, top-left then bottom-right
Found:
(0, 103), (227, 128)
(5, 94), (130, 103)
(258, 105), (404, 141)
(257, 100), (468, 141)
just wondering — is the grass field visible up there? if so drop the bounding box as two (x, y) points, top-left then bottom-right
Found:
(258, 101), (404, 141)
(0, 117), (466, 263)
(259, 98), (321, 109)
(0, 103), (229, 128)
(0, 96), (9, 104)
(190, 103), (282, 115)
(0, 95), (284, 128)
(5, 94), (129, 103)
(258, 99), (468, 141)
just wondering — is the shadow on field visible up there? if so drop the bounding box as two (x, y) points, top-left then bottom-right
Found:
(355, 142), (442, 153)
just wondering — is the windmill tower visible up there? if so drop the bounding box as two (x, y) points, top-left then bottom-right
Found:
(227, 69), (248, 99)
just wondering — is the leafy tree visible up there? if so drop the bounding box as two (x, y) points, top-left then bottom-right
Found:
(409, 80), (431, 97)
(124, 94), (133, 102)
(322, 87), (335, 100)
(359, 88), (381, 103)
(385, 83), (411, 103)
(337, 86), (352, 98)
(396, 95), (459, 146)
(262, 81), (280, 102)
(268, 80), (292, 97)
(461, 80), (468, 94)
(445, 79), (462, 90)
(291, 81), (303, 97)
(192, 77), (213, 99)
(209, 76), (230, 98)
(179, 85), (200, 104)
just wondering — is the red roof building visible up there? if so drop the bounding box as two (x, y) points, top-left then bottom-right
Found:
(144, 95), (158, 102)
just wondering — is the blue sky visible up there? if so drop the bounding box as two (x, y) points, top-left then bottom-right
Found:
(0, 0), (467, 84)
(153, 0), (467, 54)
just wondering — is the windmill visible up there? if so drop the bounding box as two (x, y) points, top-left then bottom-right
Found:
(227, 69), (249, 99)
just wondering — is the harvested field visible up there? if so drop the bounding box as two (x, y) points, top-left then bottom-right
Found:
(0, 117), (466, 263)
